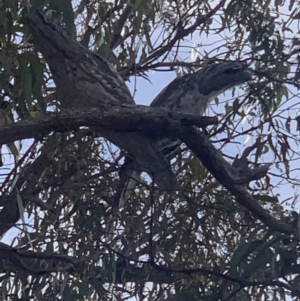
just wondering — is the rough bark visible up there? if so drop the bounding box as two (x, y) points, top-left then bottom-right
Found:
(177, 127), (294, 234)
(0, 107), (294, 234)
(0, 107), (217, 145)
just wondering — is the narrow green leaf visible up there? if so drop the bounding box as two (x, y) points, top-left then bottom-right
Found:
(6, 142), (19, 159)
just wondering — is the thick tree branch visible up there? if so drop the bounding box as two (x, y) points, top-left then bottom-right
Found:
(0, 106), (217, 145)
(178, 127), (294, 234)
(0, 106), (294, 234)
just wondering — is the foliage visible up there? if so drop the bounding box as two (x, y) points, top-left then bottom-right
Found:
(0, 0), (300, 300)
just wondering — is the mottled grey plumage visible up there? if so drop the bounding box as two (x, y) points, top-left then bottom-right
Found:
(151, 61), (251, 112)
(25, 9), (176, 195)
(117, 61), (252, 207)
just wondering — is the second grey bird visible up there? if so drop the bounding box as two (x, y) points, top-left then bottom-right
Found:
(116, 61), (252, 207)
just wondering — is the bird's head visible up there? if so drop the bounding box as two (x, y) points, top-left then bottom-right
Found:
(197, 61), (252, 96)
(150, 60), (252, 115)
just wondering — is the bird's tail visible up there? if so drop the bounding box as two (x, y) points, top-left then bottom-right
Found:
(114, 157), (141, 209)
(100, 130), (177, 208)
(113, 137), (181, 209)
(115, 157), (177, 208)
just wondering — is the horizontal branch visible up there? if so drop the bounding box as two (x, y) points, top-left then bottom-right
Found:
(0, 242), (176, 283)
(0, 105), (294, 235)
(0, 106), (217, 145)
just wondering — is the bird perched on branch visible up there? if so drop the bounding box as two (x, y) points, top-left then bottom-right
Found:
(116, 61), (252, 207)
(25, 9), (177, 196)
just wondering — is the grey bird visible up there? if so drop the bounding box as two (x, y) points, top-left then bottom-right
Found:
(25, 9), (177, 196)
(116, 61), (252, 207)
